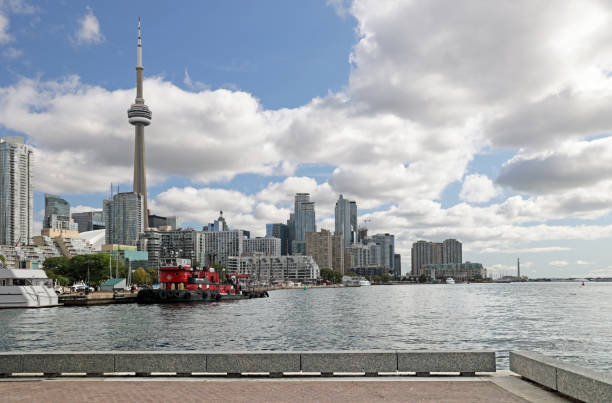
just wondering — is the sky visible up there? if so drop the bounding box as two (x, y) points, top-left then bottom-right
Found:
(1, 0), (612, 278)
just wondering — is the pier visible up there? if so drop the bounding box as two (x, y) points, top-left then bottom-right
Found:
(58, 291), (137, 306)
(1, 350), (610, 401)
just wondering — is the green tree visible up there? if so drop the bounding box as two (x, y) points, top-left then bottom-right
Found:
(381, 273), (391, 283)
(133, 267), (151, 284)
(345, 271), (359, 277)
(0, 254), (5, 267)
(145, 268), (159, 283)
(320, 268), (343, 284)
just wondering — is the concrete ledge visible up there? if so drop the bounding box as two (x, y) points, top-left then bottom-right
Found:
(510, 351), (612, 402)
(397, 351), (496, 373)
(0, 353), (22, 375)
(114, 352), (207, 374)
(301, 351), (397, 373)
(0, 351), (496, 377)
(22, 352), (114, 375)
(206, 352), (300, 374)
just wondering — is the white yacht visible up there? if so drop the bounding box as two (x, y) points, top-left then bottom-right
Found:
(0, 269), (60, 308)
(359, 279), (371, 286)
(445, 277), (455, 284)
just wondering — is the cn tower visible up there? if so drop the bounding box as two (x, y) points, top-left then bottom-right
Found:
(127, 17), (151, 228)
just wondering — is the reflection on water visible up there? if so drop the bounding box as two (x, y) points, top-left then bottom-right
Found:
(1, 282), (611, 371)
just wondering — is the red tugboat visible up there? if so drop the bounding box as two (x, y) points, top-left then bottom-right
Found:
(136, 260), (269, 304)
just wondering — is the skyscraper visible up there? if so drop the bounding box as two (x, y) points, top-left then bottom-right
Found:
(442, 239), (462, 264)
(266, 223), (289, 255)
(0, 137), (33, 245)
(335, 194), (356, 247)
(105, 192), (144, 246)
(127, 18), (152, 229)
(292, 193), (315, 254)
(44, 194), (77, 231)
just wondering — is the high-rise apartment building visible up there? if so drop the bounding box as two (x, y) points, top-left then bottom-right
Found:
(104, 192), (144, 246)
(371, 233), (395, 273)
(0, 137), (33, 245)
(243, 237), (281, 256)
(201, 230), (244, 267)
(332, 232), (344, 273)
(394, 254), (402, 277)
(335, 194), (357, 247)
(266, 223), (289, 255)
(305, 229), (333, 270)
(411, 240), (432, 276)
(443, 239), (462, 264)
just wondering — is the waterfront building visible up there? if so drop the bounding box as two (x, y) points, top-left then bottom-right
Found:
(128, 18), (152, 229)
(204, 211), (229, 232)
(243, 237), (281, 256)
(43, 194), (78, 232)
(228, 255), (320, 282)
(332, 232), (345, 273)
(422, 262), (485, 281)
(0, 243), (61, 269)
(287, 214), (295, 254)
(394, 253), (402, 276)
(335, 194), (357, 247)
(71, 211), (105, 233)
(305, 229), (333, 270)
(104, 192), (144, 246)
(432, 242), (444, 264)
(443, 239), (462, 264)
(370, 233), (395, 273)
(0, 137), (33, 245)
(137, 229), (161, 268)
(201, 230), (244, 267)
(291, 193), (315, 254)
(265, 223), (289, 255)
(411, 240), (432, 276)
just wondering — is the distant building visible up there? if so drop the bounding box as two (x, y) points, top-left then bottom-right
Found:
(394, 254), (401, 276)
(228, 255), (320, 282)
(266, 223), (289, 255)
(422, 262), (485, 281)
(104, 192), (144, 246)
(305, 229), (333, 270)
(44, 194), (78, 232)
(411, 239), (463, 275)
(71, 211), (105, 233)
(0, 137), (33, 245)
(335, 194), (357, 247)
(201, 230), (244, 267)
(243, 237), (281, 256)
(370, 233), (395, 273)
(331, 232), (345, 273)
(443, 239), (462, 264)
(204, 211), (229, 232)
(291, 193), (315, 254)
(148, 214), (178, 230)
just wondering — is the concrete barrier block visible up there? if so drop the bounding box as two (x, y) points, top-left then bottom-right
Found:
(22, 352), (114, 374)
(509, 351), (557, 390)
(556, 363), (612, 403)
(0, 353), (22, 375)
(301, 351), (397, 373)
(206, 352), (300, 373)
(114, 352), (207, 374)
(398, 351), (496, 373)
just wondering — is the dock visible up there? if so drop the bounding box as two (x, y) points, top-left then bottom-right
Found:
(58, 291), (137, 306)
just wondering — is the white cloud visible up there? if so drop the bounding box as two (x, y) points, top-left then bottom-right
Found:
(183, 68), (209, 91)
(2, 46), (20, 58)
(575, 260), (590, 265)
(479, 246), (571, 254)
(72, 8), (104, 45)
(70, 205), (99, 214)
(549, 260), (569, 267)
(0, 13), (13, 44)
(459, 174), (499, 203)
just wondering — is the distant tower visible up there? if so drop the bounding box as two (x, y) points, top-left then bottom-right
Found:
(517, 257), (520, 279)
(127, 17), (152, 229)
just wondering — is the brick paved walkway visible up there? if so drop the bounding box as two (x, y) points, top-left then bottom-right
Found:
(0, 380), (529, 403)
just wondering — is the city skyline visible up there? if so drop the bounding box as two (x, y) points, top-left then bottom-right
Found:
(1, 1), (612, 277)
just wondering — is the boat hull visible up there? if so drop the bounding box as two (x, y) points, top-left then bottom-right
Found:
(136, 289), (268, 304)
(0, 286), (60, 309)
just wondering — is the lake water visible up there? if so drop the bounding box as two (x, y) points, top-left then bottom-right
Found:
(1, 282), (611, 371)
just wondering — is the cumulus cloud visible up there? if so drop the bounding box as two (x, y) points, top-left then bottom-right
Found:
(72, 8), (104, 45)
(549, 260), (569, 267)
(479, 246), (571, 254)
(2, 46), (20, 58)
(459, 174), (499, 203)
(0, 13), (13, 44)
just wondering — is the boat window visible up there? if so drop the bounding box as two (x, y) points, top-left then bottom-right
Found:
(0, 280), (5, 286)
(13, 279), (26, 286)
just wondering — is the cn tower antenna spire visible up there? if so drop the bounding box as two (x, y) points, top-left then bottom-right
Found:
(128, 17), (151, 229)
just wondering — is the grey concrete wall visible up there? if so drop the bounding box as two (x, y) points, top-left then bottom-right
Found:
(510, 351), (612, 403)
(0, 351), (496, 377)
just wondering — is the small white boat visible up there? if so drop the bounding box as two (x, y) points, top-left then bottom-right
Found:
(0, 269), (60, 308)
(445, 277), (455, 284)
(359, 279), (371, 286)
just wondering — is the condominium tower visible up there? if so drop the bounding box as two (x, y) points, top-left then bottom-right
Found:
(0, 137), (33, 245)
(334, 194), (357, 247)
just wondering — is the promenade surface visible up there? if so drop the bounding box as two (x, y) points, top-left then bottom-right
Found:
(0, 372), (569, 402)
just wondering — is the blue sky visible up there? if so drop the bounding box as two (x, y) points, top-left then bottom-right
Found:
(3, 0), (612, 277)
